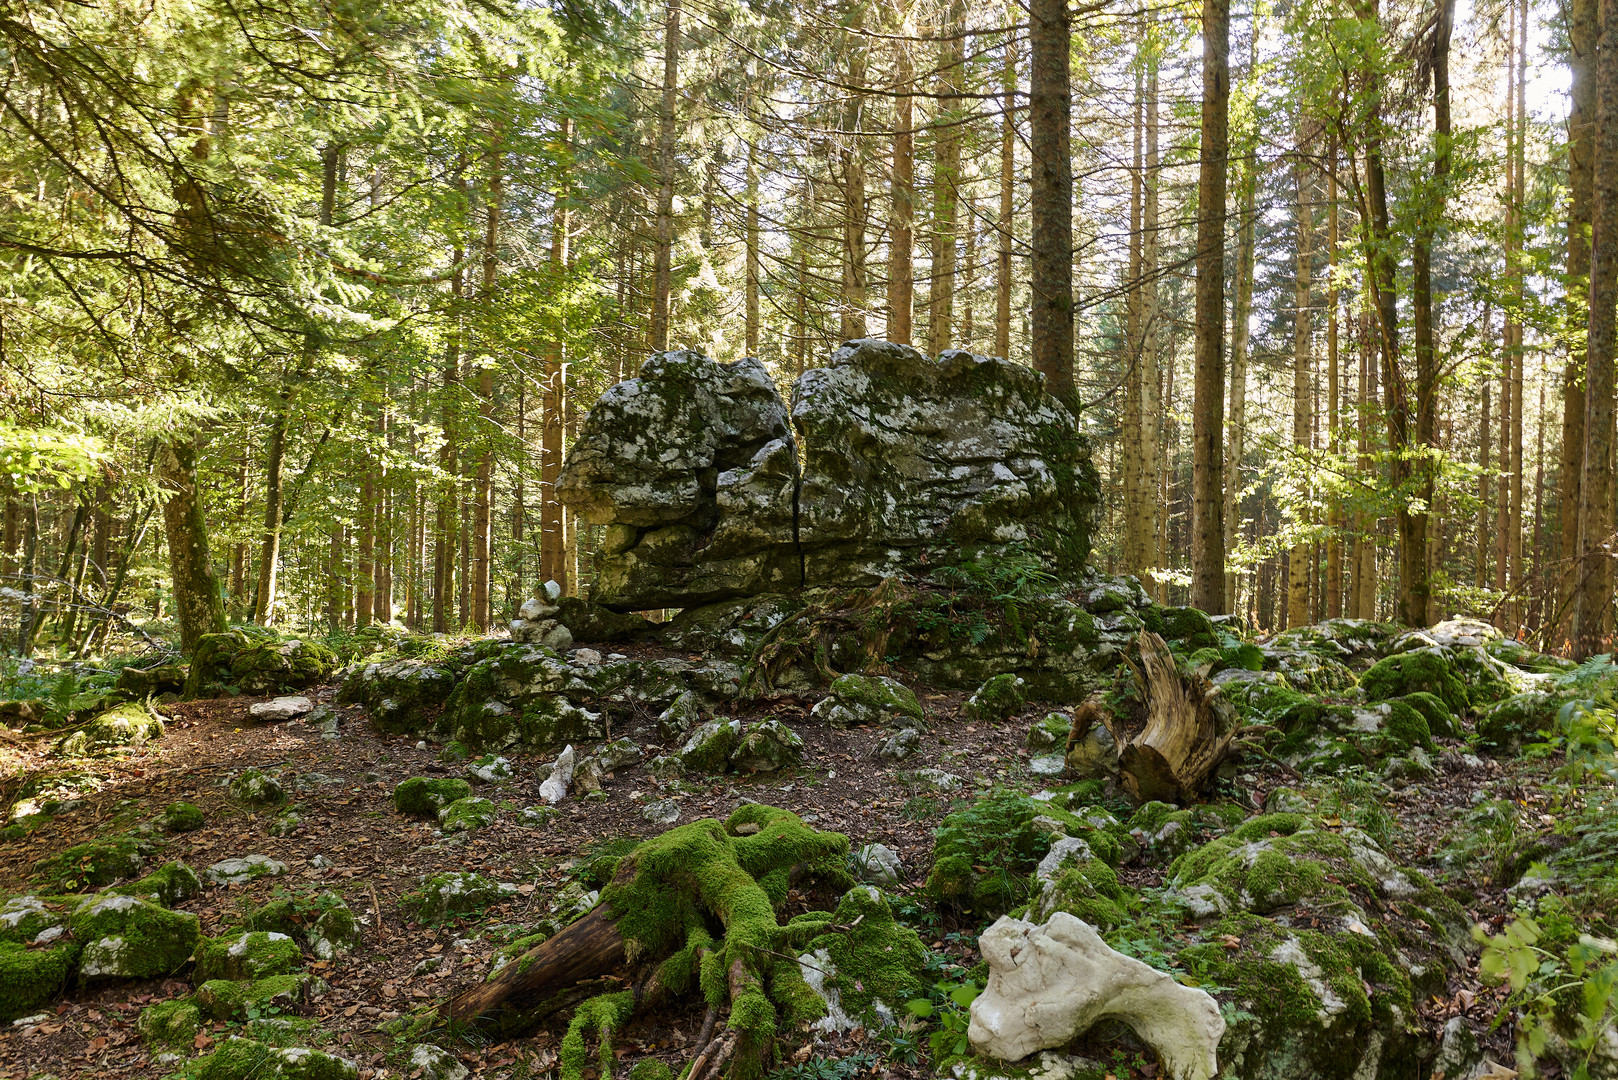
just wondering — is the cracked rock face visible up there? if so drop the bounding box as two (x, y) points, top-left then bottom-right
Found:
(557, 341), (1100, 610)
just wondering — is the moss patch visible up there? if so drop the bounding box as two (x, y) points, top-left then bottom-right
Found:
(393, 777), (472, 819)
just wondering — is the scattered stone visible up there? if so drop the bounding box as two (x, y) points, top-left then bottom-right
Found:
(964, 674), (1026, 724)
(970, 912), (1224, 1080)
(646, 754), (685, 782)
(408, 1046), (469, 1080)
(1029, 755), (1067, 776)
(54, 702), (164, 757)
(896, 768), (964, 792)
(229, 768), (287, 808)
(402, 872), (517, 920)
(729, 719), (804, 773)
(853, 843), (904, 886)
(520, 806), (560, 827)
(642, 799), (681, 825)
(438, 796), (497, 833)
(679, 719), (742, 773)
(657, 691), (703, 741)
(114, 860), (202, 907)
(183, 1037), (358, 1080)
(336, 659), (459, 736)
(204, 855), (289, 886)
(539, 745), (577, 804)
(137, 998), (201, 1056)
(249, 696), (314, 721)
(394, 777), (473, 819)
(875, 727), (923, 762)
(163, 801), (206, 832)
(1065, 719), (1120, 779)
(268, 809), (303, 837)
(594, 738), (644, 772)
(465, 755), (513, 784)
(810, 673), (925, 730)
(572, 648), (603, 666)
(1028, 713), (1072, 750)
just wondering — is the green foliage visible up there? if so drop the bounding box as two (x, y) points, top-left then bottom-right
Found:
(1478, 916), (1618, 1079)
(903, 977), (982, 1059)
(933, 544), (1059, 643)
(765, 1052), (879, 1080)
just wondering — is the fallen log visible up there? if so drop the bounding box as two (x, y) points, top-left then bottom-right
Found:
(1117, 631), (1239, 802)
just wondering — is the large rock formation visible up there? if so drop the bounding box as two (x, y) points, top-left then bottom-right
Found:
(558, 339), (1100, 610)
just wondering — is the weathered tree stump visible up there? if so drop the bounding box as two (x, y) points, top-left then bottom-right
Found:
(1117, 631), (1240, 802)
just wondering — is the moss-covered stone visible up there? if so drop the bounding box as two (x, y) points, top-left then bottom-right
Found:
(809, 674), (924, 729)
(963, 674), (1026, 723)
(204, 855), (288, 886)
(164, 801), (206, 832)
(1359, 650), (1468, 715)
(1382, 700), (1434, 754)
(402, 872), (517, 921)
(1392, 691), (1455, 737)
(438, 796), (497, 833)
(393, 777), (473, 819)
(1476, 691), (1558, 756)
(229, 768), (287, 807)
(790, 885), (928, 1022)
(187, 1037), (358, 1080)
(193, 973), (325, 1021)
(728, 719), (804, 773)
(35, 836), (144, 891)
(678, 718), (742, 773)
(248, 891), (360, 960)
(337, 658), (461, 736)
(0, 936), (78, 1022)
(136, 997), (200, 1054)
(1149, 605), (1220, 651)
(111, 860), (201, 907)
(70, 893), (200, 979)
(115, 663), (187, 700)
(53, 702), (164, 757)
(186, 634), (337, 699)
(1026, 713), (1071, 750)
(194, 930), (303, 981)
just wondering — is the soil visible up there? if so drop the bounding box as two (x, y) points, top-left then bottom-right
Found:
(0, 645), (1545, 1079)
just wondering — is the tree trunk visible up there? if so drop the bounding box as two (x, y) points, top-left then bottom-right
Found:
(995, 21), (1015, 359)
(649, 0), (680, 353)
(1190, 0), (1229, 615)
(1289, 139), (1313, 630)
(1326, 137), (1343, 619)
(1138, 51), (1162, 592)
(1510, 0), (1528, 635)
(746, 135), (761, 356)
(435, 245), (465, 634)
(1118, 632), (1240, 802)
(927, 0), (964, 355)
(889, 24), (914, 347)
(1572, 0), (1618, 657)
(1028, 0), (1074, 401)
(841, 13), (867, 342)
(159, 439), (227, 654)
(1563, 0), (1598, 646)
(1126, 71), (1146, 598)
(542, 173), (570, 593)
(473, 138), (505, 631)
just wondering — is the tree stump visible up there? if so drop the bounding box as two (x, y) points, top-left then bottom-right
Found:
(1117, 631), (1239, 802)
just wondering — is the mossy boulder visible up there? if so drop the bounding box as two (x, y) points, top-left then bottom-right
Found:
(136, 997), (201, 1055)
(0, 896), (79, 1022)
(394, 777), (473, 819)
(204, 855), (289, 886)
(787, 885), (929, 1025)
(164, 801), (206, 832)
(192, 973), (323, 1021)
(186, 1037), (358, 1080)
(229, 768), (287, 807)
(71, 893), (200, 979)
(1359, 649), (1469, 715)
(962, 673), (1025, 723)
(809, 673), (924, 729)
(1391, 691), (1455, 738)
(465, 754), (514, 784)
(1144, 605), (1221, 651)
(438, 796), (497, 833)
(1027, 851), (1127, 929)
(402, 872), (516, 921)
(115, 664), (186, 699)
(1027, 713), (1071, 750)
(337, 658), (460, 736)
(54, 702), (164, 757)
(678, 718), (743, 773)
(195, 931), (303, 981)
(248, 891), (360, 960)
(1476, 691), (1559, 756)
(111, 860), (202, 907)
(185, 633), (337, 698)
(35, 836), (144, 891)
(728, 719), (804, 773)
(444, 686), (606, 755)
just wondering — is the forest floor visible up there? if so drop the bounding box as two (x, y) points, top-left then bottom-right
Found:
(0, 646), (1545, 1080)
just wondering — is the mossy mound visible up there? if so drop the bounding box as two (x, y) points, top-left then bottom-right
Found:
(54, 702), (164, 757)
(785, 884), (928, 1023)
(808, 673), (924, 729)
(678, 719), (742, 773)
(110, 859), (201, 907)
(164, 801), (206, 832)
(71, 893), (201, 979)
(184, 632), (337, 698)
(1359, 650), (1469, 715)
(229, 768), (287, 807)
(336, 658), (461, 736)
(962, 674), (1026, 723)
(246, 891), (360, 960)
(195, 931), (303, 981)
(192, 973), (324, 1021)
(35, 836), (144, 891)
(1143, 605), (1220, 651)
(393, 777), (473, 819)
(184, 1036), (358, 1080)
(0, 900), (80, 1022)
(729, 719), (804, 773)
(136, 997), (201, 1054)
(924, 788), (1122, 915)
(1476, 691), (1559, 756)
(1026, 851), (1127, 929)
(439, 796), (497, 833)
(115, 663), (187, 699)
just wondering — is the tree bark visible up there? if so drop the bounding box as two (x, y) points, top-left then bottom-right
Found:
(1190, 0), (1229, 615)
(159, 439), (227, 654)
(1028, 0), (1074, 402)
(889, 23), (914, 347)
(1573, 0), (1618, 657)
(1119, 632), (1240, 802)
(927, 0), (964, 355)
(473, 138), (505, 630)
(649, 0), (680, 353)
(1563, 0), (1598, 645)
(995, 22), (1015, 359)
(746, 135), (761, 356)
(542, 164), (570, 593)
(1289, 139), (1313, 630)
(841, 12), (868, 342)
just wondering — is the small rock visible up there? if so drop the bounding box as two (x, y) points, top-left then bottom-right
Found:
(465, 756), (513, 784)
(594, 738), (643, 772)
(518, 597), (560, 621)
(657, 691), (703, 742)
(539, 746), (577, 804)
(1027, 713), (1072, 750)
(642, 799), (680, 825)
(438, 797), (497, 834)
(853, 843), (903, 886)
(248, 696), (313, 722)
(572, 648), (603, 667)
(1029, 755), (1067, 776)
(204, 855), (288, 886)
(520, 806), (560, 827)
(876, 727), (923, 762)
(308, 855), (333, 869)
(163, 802), (205, 833)
(409, 1045), (469, 1080)
(963, 674), (1026, 724)
(228, 769), (286, 808)
(897, 767), (964, 792)
(542, 579), (563, 602)
(416, 740), (428, 751)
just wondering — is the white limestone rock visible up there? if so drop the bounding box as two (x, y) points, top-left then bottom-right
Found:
(538, 745), (577, 805)
(969, 913), (1224, 1080)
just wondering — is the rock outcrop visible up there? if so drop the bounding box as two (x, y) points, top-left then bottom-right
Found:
(557, 340), (1100, 610)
